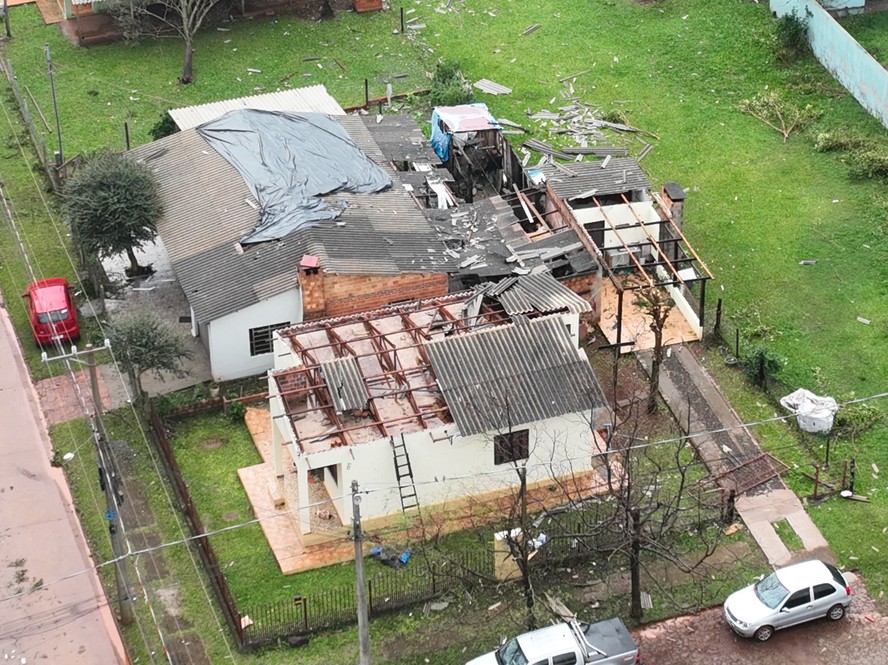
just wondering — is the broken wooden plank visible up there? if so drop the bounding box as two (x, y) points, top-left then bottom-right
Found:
(498, 118), (529, 132)
(559, 69), (590, 83)
(638, 143), (654, 161)
(562, 146), (629, 157)
(474, 79), (512, 95)
(522, 24), (541, 36)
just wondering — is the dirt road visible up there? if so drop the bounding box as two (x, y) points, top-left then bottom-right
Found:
(634, 575), (888, 665)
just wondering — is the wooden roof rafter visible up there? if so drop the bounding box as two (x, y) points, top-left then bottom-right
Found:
(650, 191), (714, 280)
(592, 196), (655, 289)
(619, 193), (688, 290)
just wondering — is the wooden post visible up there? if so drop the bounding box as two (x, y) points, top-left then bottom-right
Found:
(714, 297), (722, 336)
(364, 79), (369, 109)
(813, 464), (820, 499)
(734, 328), (740, 360)
(400, 7), (405, 33)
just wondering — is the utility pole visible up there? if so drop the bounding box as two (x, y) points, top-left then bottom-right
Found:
(44, 43), (63, 165)
(352, 480), (371, 665)
(43, 342), (135, 626)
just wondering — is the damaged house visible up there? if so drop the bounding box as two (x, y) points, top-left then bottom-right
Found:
(265, 273), (610, 545)
(129, 89), (456, 381)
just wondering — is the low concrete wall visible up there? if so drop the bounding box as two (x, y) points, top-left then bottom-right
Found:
(770, 0), (888, 130)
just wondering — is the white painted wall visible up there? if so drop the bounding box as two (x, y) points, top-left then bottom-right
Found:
(206, 288), (303, 381)
(286, 411), (603, 532)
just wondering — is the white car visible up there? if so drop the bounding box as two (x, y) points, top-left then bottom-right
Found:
(723, 559), (852, 642)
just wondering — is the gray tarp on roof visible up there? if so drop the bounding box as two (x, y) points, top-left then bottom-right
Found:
(197, 109), (392, 244)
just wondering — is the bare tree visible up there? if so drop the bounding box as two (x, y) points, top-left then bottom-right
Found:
(634, 285), (674, 414)
(544, 406), (724, 621)
(109, 0), (232, 84)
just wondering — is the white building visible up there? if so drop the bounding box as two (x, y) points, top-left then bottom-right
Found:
(267, 275), (610, 535)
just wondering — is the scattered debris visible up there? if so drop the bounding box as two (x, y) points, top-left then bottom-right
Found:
(799, 259), (818, 265)
(857, 316), (871, 325)
(522, 24), (541, 36)
(522, 138), (571, 161)
(559, 69), (590, 83)
(723, 523), (741, 536)
(840, 490), (870, 503)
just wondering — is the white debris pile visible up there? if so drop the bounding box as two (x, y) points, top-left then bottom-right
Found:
(779, 388), (839, 434)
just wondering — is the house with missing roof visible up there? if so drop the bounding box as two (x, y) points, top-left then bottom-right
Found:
(129, 89), (456, 381)
(266, 273), (610, 535)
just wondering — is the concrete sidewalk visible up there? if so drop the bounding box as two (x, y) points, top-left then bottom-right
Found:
(0, 306), (128, 664)
(650, 343), (833, 568)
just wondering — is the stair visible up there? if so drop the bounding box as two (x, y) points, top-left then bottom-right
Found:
(390, 435), (420, 512)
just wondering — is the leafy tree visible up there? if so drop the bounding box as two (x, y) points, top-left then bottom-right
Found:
(61, 152), (162, 275)
(107, 311), (193, 403)
(149, 112), (179, 141)
(109, 0), (232, 84)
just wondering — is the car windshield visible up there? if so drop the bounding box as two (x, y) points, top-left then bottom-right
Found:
(754, 572), (789, 609)
(495, 638), (528, 665)
(37, 309), (70, 324)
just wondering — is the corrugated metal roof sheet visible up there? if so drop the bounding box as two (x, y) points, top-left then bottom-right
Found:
(321, 357), (370, 413)
(541, 157), (651, 199)
(128, 114), (455, 323)
(497, 287), (535, 316)
(361, 115), (441, 165)
(424, 316), (606, 437)
(168, 86), (345, 129)
(512, 273), (592, 315)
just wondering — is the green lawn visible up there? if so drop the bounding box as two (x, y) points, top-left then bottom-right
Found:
(840, 11), (888, 64)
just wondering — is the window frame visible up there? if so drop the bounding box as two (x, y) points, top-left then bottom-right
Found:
(249, 321), (290, 357)
(494, 429), (530, 466)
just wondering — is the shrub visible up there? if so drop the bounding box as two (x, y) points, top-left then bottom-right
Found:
(849, 148), (888, 181)
(149, 113), (179, 141)
(774, 10), (809, 61)
(430, 59), (474, 107)
(813, 131), (868, 153)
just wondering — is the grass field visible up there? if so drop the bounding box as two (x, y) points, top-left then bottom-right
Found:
(3, 0), (888, 660)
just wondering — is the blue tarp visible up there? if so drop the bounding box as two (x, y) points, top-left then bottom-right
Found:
(430, 109), (451, 162)
(197, 109), (392, 244)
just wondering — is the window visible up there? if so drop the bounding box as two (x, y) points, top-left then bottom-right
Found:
(494, 430), (529, 465)
(551, 654), (578, 665)
(249, 322), (289, 356)
(813, 583), (836, 600)
(783, 589), (811, 610)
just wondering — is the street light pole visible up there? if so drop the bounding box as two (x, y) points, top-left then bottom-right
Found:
(44, 43), (63, 165)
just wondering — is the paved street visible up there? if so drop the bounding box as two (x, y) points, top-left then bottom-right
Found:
(0, 306), (127, 664)
(634, 574), (888, 665)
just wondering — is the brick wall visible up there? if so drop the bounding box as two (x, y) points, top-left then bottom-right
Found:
(301, 271), (449, 320)
(560, 272), (602, 334)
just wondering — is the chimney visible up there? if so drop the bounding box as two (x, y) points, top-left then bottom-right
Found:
(661, 182), (686, 230)
(298, 255), (326, 320)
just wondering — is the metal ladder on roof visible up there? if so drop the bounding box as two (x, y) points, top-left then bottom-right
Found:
(391, 434), (420, 513)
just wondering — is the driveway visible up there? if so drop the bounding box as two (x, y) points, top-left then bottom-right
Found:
(634, 574), (888, 665)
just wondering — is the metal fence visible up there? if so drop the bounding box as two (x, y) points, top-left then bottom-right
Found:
(240, 549), (492, 646)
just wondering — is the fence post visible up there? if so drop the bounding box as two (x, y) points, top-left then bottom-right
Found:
(734, 328), (740, 359)
(714, 298), (722, 336)
(813, 464), (820, 499)
(367, 579), (372, 616)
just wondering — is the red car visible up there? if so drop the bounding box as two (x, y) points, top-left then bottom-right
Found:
(23, 278), (80, 346)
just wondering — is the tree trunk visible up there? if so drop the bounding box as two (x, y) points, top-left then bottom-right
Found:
(3, 0), (11, 39)
(647, 328), (663, 414)
(629, 508), (642, 621)
(180, 37), (195, 84)
(127, 367), (144, 408)
(126, 246), (141, 274)
(517, 465), (536, 631)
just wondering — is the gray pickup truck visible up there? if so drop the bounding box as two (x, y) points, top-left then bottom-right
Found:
(466, 617), (640, 665)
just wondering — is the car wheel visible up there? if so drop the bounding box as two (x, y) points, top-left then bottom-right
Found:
(754, 625), (773, 642)
(827, 604), (846, 621)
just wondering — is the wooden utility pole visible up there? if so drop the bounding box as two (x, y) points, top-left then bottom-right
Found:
(352, 480), (371, 665)
(43, 343), (135, 626)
